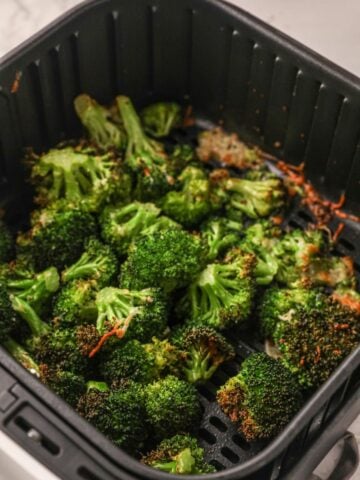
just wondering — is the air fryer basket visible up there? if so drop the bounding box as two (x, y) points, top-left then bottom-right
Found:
(0, 0), (359, 479)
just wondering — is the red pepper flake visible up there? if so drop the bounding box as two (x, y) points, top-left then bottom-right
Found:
(333, 323), (350, 331)
(183, 105), (195, 127)
(314, 345), (321, 364)
(332, 223), (345, 243)
(11, 71), (22, 93)
(299, 357), (305, 366)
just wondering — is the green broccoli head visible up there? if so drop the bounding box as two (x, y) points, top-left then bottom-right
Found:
(178, 248), (256, 330)
(100, 202), (160, 257)
(74, 94), (126, 150)
(200, 216), (242, 261)
(273, 299), (360, 388)
(0, 283), (19, 342)
(239, 220), (282, 285)
(95, 287), (167, 342)
(143, 337), (182, 378)
(120, 229), (204, 293)
(31, 147), (127, 212)
(305, 255), (356, 289)
(259, 287), (327, 339)
(78, 380), (148, 453)
(62, 237), (118, 287)
(117, 95), (174, 201)
(142, 434), (216, 474)
(0, 220), (13, 263)
(140, 102), (182, 138)
(161, 166), (214, 228)
(145, 375), (202, 440)
(274, 229), (324, 286)
(53, 279), (98, 328)
(217, 352), (303, 441)
(139, 215), (182, 238)
(166, 144), (197, 177)
(40, 364), (86, 407)
(172, 326), (235, 383)
(17, 209), (97, 271)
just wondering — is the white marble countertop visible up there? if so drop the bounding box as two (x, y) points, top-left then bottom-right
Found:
(0, 1), (359, 479)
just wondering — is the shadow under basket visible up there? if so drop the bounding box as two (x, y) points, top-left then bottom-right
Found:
(0, 1), (359, 479)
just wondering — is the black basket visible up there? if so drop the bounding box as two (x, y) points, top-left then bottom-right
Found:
(0, 1), (359, 479)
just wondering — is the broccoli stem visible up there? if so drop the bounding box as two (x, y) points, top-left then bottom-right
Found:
(86, 380), (109, 392)
(184, 348), (216, 383)
(62, 253), (105, 283)
(11, 296), (50, 337)
(152, 448), (196, 474)
(4, 338), (40, 376)
(96, 289), (138, 334)
(117, 96), (152, 154)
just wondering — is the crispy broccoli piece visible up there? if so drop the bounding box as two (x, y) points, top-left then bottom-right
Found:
(74, 94), (126, 150)
(53, 279), (98, 328)
(100, 202), (160, 257)
(62, 237), (118, 287)
(305, 255), (356, 289)
(273, 300), (359, 388)
(178, 248), (256, 330)
(17, 209), (97, 271)
(117, 96), (174, 201)
(145, 375), (202, 439)
(332, 288), (360, 314)
(0, 220), (13, 263)
(274, 229), (324, 286)
(259, 287), (327, 339)
(200, 216), (242, 261)
(95, 287), (167, 342)
(39, 364), (86, 407)
(142, 434), (216, 474)
(166, 144), (197, 177)
(3, 337), (40, 376)
(223, 177), (286, 219)
(217, 352), (303, 441)
(2, 264), (60, 316)
(31, 147), (126, 212)
(197, 127), (261, 169)
(161, 166), (214, 228)
(120, 229), (203, 293)
(172, 326), (235, 383)
(143, 337), (182, 378)
(77, 380), (148, 453)
(140, 102), (182, 138)
(0, 283), (19, 342)
(239, 220), (281, 285)
(75, 324), (101, 356)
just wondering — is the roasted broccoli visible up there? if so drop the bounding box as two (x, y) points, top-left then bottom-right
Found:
(120, 229), (204, 293)
(100, 202), (160, 257)
(95, 287), (167, 342)
(0, 220), (13, 263)
(166, 144), (197, 177)
(3, 337), (40, 376)
(332, 287), (360, 314)
(178, 248), (256, 330)
(142, 434), (216, 474)
(217, 352), (303, 441)
(145, 375), (202, 440)
(200, 216), (242, 261)
(62, 237), (118, 287)
(0, 282), (21, 342)
(140, 102), (182, 138)
(74, 94), (126, 150)
(40, 364), (86, 407)
(305, 255), (356, 289)
(117, 95), (174, 201)
(172, 326), (235, 383)
(17, 209), (97, 271)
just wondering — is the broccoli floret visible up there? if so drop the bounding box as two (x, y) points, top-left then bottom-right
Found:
(140, 102), (182, 138)
(144, 337), (182, 378)
(0, 283), (19, 342)
(178, 248), (256, 330)
(94, 287), (167, 342)
(223, 177), (286, 219)
(17, 209), (97, 271)
(273, 300), (359, 388)
(62, 237), (118, 287)
(200, 216), (242, 261)
(31, 147), (127, 212)
(239, 220), (281, 285)
(74, 94), (126, 150)
(0, 220), (13, 263)
(53, 279), (98, 328)
(77, 380), (148, 453)
(100, 202), (160, 257)
(117, 96), (174, 201)
(305, 255), (356, 289)
(259, 287), (326, 339)
(142, 434), (216, 474)
(145, 375), (202, 440)
(166, 144), (197, 177)
(197, 127), (261, 169)
(139, 215), (182, 237)
(120, 229), (203, 293)
(98, 339), (157, 385)
(274, 229), (324, 286)
(161, 166), (214, 228)
(39, 364), (86, 407)
(3, 264), (60, 316)
(332, 288), (360, 314)
(217, 352), (303, 441)
(172, 326), (235, 383)
(75, 324), (101, 356)
(3, 337), (40, 376)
